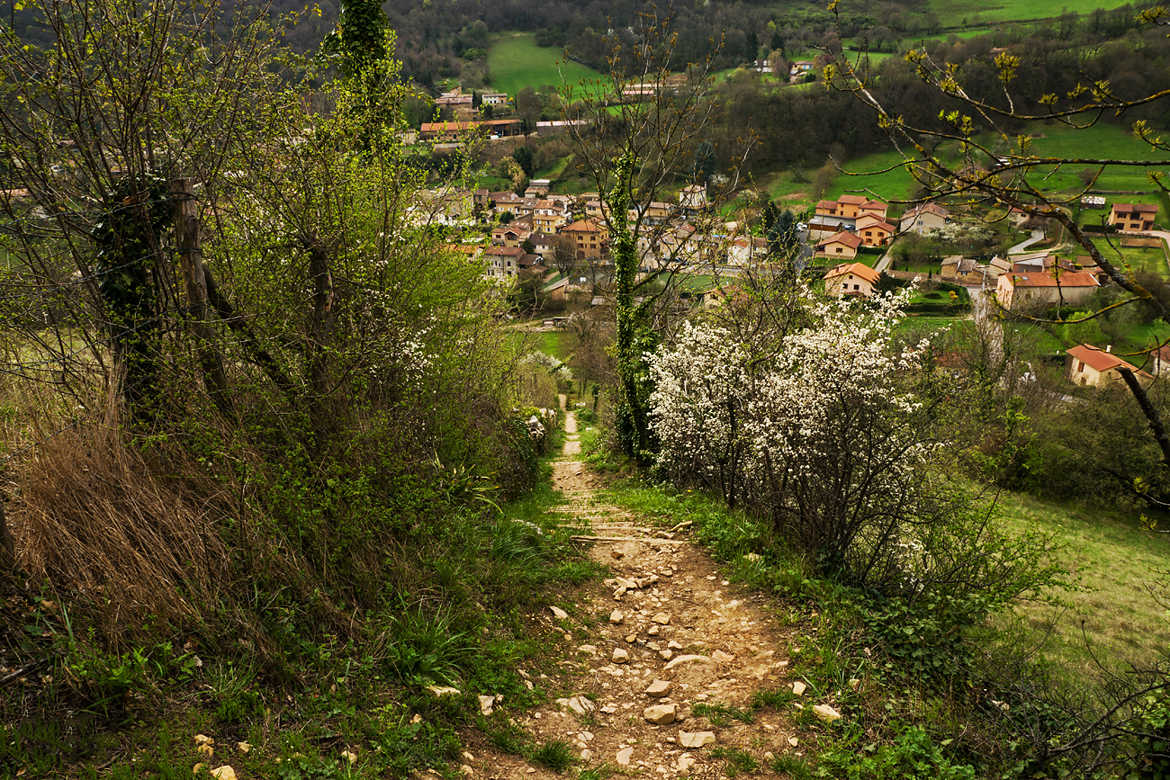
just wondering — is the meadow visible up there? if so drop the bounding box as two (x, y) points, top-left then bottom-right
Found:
(928, 0), (1135, 24)
(763, 122), (1170, 213)
(990, 487), (1170, 678)
(487, 32), (604, 96)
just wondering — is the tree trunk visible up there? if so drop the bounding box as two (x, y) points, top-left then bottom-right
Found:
(307, 241), (336, 439)
(172, 178), (232, 417)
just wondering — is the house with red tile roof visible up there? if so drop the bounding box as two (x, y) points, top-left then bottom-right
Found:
(824, 262), (881, 298)
(815, 231), (863, 260)
(995, 268), (1100, 311)
(1108, 203), (1157, 231)
(1067, 344), (1152, 388)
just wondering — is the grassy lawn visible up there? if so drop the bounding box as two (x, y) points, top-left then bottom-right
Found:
(989, 487), (1170, 678)
(1091, 237), (1168, 277)
(487, 32), (604, 96)
(537, 328), (574, 361)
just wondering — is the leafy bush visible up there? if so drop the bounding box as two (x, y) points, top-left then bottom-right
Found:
(816, 726), (976, 779)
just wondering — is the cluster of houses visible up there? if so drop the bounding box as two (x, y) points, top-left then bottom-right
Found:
(809, 195), (952, 262)
(428, 181), (752, 284)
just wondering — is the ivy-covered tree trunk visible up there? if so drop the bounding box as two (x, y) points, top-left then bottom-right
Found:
(93, 175), (172, 422)
(607, 154), (653, 459)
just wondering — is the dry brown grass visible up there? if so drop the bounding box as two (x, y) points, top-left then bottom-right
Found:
(9, 416), (231, 645)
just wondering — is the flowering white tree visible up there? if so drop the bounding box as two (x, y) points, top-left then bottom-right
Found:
(649, 288), (954, 589)
(649, 321), (753, 506)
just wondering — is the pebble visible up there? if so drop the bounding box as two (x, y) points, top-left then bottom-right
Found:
(813, 703), (843, 723)
(609, 609), (624, 624)
(549, 605), (569, 620)
(616, 747), (634, 766)
(645, 679), (671, 697)
(643, 703), (677, 724)
(792, 680), (807, 696)
(612, 648), (630, 663)
(679, 731), (717, 748)
(651, 612), (671, 625)
(664, 654), (710, 670)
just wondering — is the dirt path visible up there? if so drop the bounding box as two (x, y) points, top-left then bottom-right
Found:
(467, 412), (802, 778)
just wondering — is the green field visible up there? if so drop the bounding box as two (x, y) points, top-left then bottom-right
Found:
(991, 488), (1170, 678)
(487, 32), (604, 96)
(800, 123), (1170, 211)
(928, 0), (1133, 24)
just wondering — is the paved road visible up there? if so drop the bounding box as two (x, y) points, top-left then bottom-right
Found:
(1007, 229), (1045, 255)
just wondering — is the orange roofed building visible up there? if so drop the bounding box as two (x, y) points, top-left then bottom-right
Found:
(995, 268), (1099, 311)
(816, 230), (863, 260)
(824, 262), (881, 298)
(561, 219), (608, 260)
(1108, 203), (1157, 231)
(1066, 344), (1152, 388)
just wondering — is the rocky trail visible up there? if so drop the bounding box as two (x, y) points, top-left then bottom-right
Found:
(467, 411), (807, 779)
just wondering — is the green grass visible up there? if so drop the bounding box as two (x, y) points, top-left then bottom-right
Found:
(816, 122), (1170, 210)
(927, 0), (1134, 24)
(487, 33), (604, 96)
(531, 739), (575, 772)
(1092, 237), (1168, 277)
(537, 329), (574, 362)
(988, 487), (1170, 677)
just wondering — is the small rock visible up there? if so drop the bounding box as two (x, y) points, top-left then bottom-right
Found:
(197, 744), (215, 759)
(427, 685), (461, 696)
(478, 695), (495, 716)
(600, 703), (619, 714)
(645, 679), (671, 698)
(609, 609), (624, 624)
(667, 640), (683, 650)
(616, 747), (634, 766)
(647, 625), (660, 636)
(462, 752), (475, 761)
(812, 703), (842, 723)
(677, 755), (696, 771)
(194, 735), (214, 747)
(624, 634), (637, 643)
(679, 731), (717, 749)
(711, 650), (734, 664)
(665, 654), (710, 670)
(192, 765), (205, 776)
(411, 713), (423, 724)
(578, 644), (598, 655)
(558, 695), (596, 716)
(612, 647), (630, 663)
(210, 768), (236, 780)
(580, 748), (593, 761)
(235, 742), (251, 754)
(643, 703), (677, 725)
(460, 765), (474, 776)
(848, 677), (860, 691)
(792, 681), (807, 697)
(651, 612), (671, 625)
(788, 736), (799, 747)
(549, 606), (569, 620)
(341, 749), (357, 764)
(659, 649), (673, 660)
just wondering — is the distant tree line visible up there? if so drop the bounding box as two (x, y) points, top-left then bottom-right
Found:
(704, 18), (1170, 176)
